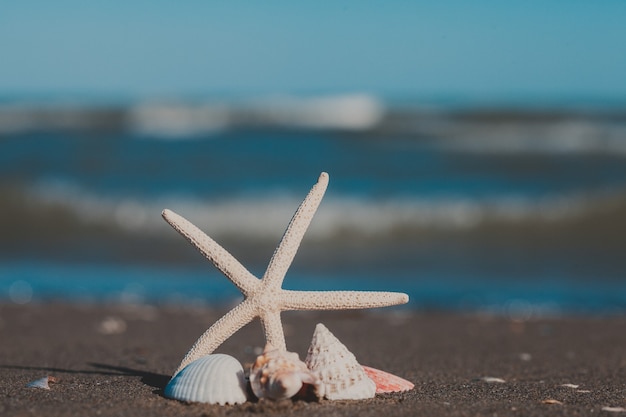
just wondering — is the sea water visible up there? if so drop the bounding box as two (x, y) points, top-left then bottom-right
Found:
(1, 101), (625, 315)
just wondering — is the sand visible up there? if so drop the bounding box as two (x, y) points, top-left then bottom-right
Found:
(1, 303), (625, 416)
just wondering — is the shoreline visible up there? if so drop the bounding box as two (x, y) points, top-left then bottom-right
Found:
(1, 303), (625, 416)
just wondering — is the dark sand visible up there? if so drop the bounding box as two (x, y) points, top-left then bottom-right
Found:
(1, 303), (625, 416)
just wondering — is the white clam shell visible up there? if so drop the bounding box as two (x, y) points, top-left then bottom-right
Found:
(305, 323), (376, 400)
(165, 354), (248, 405)
(250, 345), (321, 400)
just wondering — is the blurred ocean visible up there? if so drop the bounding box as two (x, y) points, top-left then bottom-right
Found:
(1, 95), (626, 315)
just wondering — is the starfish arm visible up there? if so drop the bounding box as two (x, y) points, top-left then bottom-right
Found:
(280, 290), (409, 310)
(162, 209), (259, 295)
(173, 299), (258, 376)
(259, 310), (287, 351)
(262, 172), (329, 289)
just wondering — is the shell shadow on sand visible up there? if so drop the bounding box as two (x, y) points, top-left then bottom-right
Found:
(88, 363), (171, 395)
(0, 363), (171, 396)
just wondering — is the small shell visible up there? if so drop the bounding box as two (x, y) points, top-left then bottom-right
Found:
(480, 376), (506, 383)
(542, 399), (564, 405)
(601, 406), (626, 413)
(305, 323), (375, 401)
(250, 344), (321, 400)
(26, 376), (57, 390)
(97, 316), (127, 335)
(362, 366), (414, 393)
(165, 354), (248, 405)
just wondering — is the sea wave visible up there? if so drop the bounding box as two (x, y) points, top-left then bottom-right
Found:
(2, 98), (625, 157)
(24, 180), (626, 240)
(435, 122), (626, 154)
(0, 94), (385, 136)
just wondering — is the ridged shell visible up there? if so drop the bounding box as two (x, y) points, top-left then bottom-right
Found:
(165, 354), (248, 405)
(362, 366), (414, 393)
(305, 323), (375, 400)
(250, 344), (321, 400)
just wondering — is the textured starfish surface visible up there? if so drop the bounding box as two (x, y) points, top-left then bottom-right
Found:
(162, 172), (409, 376)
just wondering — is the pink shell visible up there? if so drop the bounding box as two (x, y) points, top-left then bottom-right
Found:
(362, 366), (414, 394)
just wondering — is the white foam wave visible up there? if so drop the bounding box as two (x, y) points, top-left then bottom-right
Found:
(128, 94), (384, 137)
(128, 102), (232, 138)
(434, 120), (626, 154)
(27, 181), (621, 240)
(0, 94), (384, 136)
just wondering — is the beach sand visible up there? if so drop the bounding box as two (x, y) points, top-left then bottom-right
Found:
(1, 303), (625, 416)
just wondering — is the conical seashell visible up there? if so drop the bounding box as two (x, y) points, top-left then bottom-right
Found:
(250, 344), (321, 401)
(305, 323), (376, 400)
(362, 366), (414, 393)
(165, 354), (248, 405)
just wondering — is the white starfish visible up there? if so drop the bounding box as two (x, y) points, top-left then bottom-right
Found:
(162, 172), (409, 376)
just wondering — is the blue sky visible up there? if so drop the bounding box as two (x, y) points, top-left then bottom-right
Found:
(1, 1), (625, 103)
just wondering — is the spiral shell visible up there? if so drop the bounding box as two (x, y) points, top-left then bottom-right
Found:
(305, 323), (376, 400)
(250, 344), (321, 400)
(165, 354), (248, 405)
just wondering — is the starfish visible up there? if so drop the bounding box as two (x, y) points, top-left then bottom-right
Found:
(162, 172), (409, 376)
